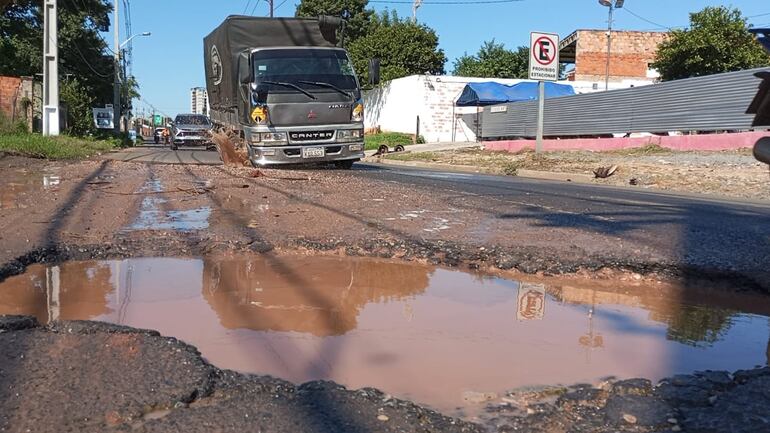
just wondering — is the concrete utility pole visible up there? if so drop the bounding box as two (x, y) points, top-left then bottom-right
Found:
(269, 0), (273, 18)
(42, 0), (59, 136)
(113, 0), (120, 132)
(598, 0), (624, 91)
(536, 81), (544, 152)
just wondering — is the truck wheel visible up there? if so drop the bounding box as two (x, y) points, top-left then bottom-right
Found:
(394, 145), (405, 152)
(334, 160), (355, 170)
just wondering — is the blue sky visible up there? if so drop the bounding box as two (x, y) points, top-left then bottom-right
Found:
(118, 0), (770, 117)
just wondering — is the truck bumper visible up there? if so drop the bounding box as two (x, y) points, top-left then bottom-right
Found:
(248, 142), (365, 165)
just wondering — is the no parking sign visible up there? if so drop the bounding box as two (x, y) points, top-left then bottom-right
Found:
(529, 32), (559, 81)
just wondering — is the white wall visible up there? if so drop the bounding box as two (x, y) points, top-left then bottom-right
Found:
(365, 75), (655, 143)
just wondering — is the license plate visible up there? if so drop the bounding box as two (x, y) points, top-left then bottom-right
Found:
(302, 147), (325, 158)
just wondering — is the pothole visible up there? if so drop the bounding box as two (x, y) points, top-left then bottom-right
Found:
(126, 178), (210, 231)
(0, 253), (768, 418)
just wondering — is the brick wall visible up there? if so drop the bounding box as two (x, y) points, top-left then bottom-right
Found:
(574, 30), (668, 82)
(0, 76), (23, 121)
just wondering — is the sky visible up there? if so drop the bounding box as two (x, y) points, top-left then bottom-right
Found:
(115, 0), (770, 117)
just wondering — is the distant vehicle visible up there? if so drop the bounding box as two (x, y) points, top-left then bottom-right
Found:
(171, 114), (214, 151)
(203, 16), (379, 168)
(747, 28), (770, 165)
(153, 127), (169, 144)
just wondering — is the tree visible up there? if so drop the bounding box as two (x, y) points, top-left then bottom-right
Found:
(453, 40), (529, 79)
(61, 78), (96, 135)
(651, 6), (770, 81)
(347, 10), (446, 85)
(0, 0), (128, 133)
(295, 0), (372, 44)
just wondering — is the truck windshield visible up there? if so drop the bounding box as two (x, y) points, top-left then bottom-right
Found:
(252, 49), (357, 91)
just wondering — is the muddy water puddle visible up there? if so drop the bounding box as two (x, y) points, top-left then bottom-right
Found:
(127, 178), (210, 231)
(0, 255), (769, 416)
(0, 168), (61, 209)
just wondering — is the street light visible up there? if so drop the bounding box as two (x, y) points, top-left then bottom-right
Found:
(114, 32), (151, 133)
(598, 0), (624, 91)
(119, 31), (151, 50)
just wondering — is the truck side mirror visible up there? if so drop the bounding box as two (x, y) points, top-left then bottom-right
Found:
(238, 52), (252, 85)
(368, 58), (381, 86)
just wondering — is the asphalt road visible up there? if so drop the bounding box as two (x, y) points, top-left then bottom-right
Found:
(353, 162), (770, 286)
(106, 145), (222, 165)
(102, 148), (770, 285)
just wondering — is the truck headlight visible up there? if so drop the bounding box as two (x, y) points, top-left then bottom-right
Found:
(249, 132), (287, 146)
(351, 99), (363, 122)
(337, 129), (363, 142)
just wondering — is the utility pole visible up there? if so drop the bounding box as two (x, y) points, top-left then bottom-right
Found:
(604, 5), (613, 91)
(269, 0), (273, 17)
(412, 0), (422, 23)
(598, 0), (624, 91)
(113, 0), (120, 132)
(42, 0), (59, 136)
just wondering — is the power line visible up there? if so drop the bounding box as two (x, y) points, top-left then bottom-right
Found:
(243, 0), (252, 14)
(251, 0), (261, 15)
(747, 12), (770, 19)
(71, 42), (113, 78)
(272, 0), (290, 14)
(369, 0), (523, 4)
(622, 7), (672, 30)
(66, 0), (117, 54)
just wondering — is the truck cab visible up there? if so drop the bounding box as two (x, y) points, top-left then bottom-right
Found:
(241, 47), (364, 168)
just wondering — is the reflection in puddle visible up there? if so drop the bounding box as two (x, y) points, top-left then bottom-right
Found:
(126, 179), (210, 231)
(0, 169), (61, 209)
(1, 255), (769, 415)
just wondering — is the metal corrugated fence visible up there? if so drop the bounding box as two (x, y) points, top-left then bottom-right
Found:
(472, 67), (770, 138)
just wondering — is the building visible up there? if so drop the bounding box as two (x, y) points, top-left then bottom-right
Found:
(559, 29), (669, 85)
(364, 74), (645, 143)
(0, 75), (39, 131)
(364, 30), (670, 142)
(190, 87), (208, 116)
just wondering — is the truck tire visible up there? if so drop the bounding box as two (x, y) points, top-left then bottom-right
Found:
(334, 160), (355, 170)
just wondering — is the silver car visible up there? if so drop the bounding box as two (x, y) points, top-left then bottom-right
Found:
(171, 114), (214, 150)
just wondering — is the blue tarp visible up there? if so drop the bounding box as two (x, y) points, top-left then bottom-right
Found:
(455, 81), (575, 106)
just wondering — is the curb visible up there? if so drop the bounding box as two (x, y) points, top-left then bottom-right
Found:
(364, 157), (596, 184)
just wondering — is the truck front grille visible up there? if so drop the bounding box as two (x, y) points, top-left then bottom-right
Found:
(289, 131), (334, 142)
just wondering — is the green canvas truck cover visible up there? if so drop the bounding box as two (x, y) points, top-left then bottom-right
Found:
(203, 16), (339, 113)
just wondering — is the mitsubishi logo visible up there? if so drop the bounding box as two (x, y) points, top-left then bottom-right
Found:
(307, 110), (317, 119)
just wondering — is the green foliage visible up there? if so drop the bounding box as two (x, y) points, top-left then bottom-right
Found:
(0, 133), (117, 159)
(61, 78), (96, 136)
(364, 131), (413, 150)
(0, 110), (27, 133)
(453, 40), (529, 78)
(0, 0), (133, 124)
(661, 305), (735, 347)
(348, 10), (445, 85)
(295, 0), (372, 43)
(651, 6), (770, 81)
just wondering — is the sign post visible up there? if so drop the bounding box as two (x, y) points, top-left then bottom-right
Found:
(528, 32), (559, 153)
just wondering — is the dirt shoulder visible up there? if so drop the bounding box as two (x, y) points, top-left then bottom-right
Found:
(381, 146), (770, 201)
(2, 316), (769, 433)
